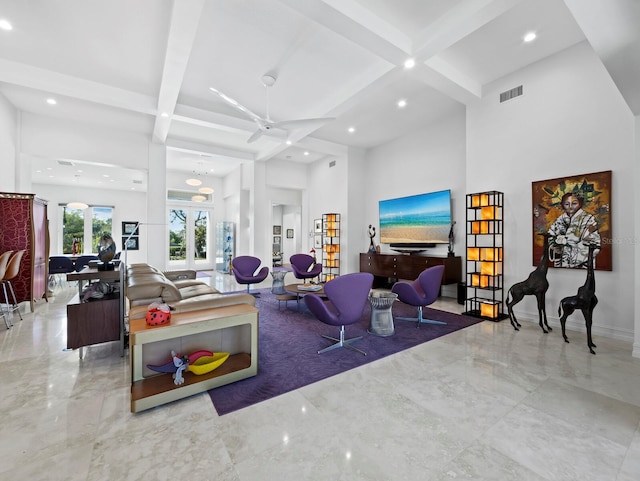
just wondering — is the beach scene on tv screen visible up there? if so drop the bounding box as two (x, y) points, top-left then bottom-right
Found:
(379, 190), (451, 244)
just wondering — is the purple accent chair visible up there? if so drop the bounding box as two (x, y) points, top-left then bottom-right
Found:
(290, 254), (322, 281)
(304, 272), (373, 355)
(391, 265), (446, 327)
(232, 256), (269, 296)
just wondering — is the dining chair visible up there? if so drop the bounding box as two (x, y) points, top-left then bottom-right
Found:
(1, 250), (26, 324)
(48, 255), (76, 287)
(0, 251), (14, 329)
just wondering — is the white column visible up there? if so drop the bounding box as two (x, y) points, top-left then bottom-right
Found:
(634, 115), (640, 358)
(147, 142), (167, 269)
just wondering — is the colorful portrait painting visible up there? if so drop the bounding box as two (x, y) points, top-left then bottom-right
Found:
(532, 170), (611, 271)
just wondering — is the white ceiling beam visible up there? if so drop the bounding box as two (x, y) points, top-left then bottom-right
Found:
(152, 0), (206, 143)
(166, 138), (255, 162)
(0, 59), (156, 114)
(410, 0), (524, 103)
(419, 59), (481, 103)
(172, 104), (258, 136)
(255, 128), (348, 163)
(413, 0), (524, 60)
(277, 0), (410, 65)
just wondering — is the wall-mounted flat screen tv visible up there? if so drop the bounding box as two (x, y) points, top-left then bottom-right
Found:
(379, 189), (452, 250)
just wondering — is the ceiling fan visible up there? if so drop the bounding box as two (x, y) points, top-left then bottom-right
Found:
(209, 74), (335, 144)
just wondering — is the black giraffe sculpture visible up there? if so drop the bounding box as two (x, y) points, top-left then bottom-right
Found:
(558, 244), (599, 354)
(506, 233), (552, 333)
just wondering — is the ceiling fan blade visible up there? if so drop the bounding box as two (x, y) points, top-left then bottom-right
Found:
(247, 127), (288, 144)
(209, 87), (265, 124)
(247, 129), (265, 144)
(272, 117), (335, 131)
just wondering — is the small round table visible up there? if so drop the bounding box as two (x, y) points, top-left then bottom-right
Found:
(271, 269), (289, 294)
(368, 291), (398, 336)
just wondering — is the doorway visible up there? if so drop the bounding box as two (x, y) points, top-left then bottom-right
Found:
(272, 203), (301, 266)
(167, 206), (214, 271)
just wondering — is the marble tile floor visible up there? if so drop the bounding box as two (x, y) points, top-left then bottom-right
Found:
(1, 270), (639, 480)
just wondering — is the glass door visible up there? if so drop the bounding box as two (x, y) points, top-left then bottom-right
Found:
(168, 206), (213, 271)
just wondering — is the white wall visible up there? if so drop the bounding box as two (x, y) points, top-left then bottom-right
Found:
(363, 109), (467, 259)
(0, 93), (17, 192)
(307, 154), (350, 275)
(467, 41), (636, 341)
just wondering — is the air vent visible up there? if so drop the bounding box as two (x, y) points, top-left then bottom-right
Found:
(500, 85), (523, 103)
(329, 160), (336, 168)
(57, 160), (74, 166)
(133, 180), (142, 184)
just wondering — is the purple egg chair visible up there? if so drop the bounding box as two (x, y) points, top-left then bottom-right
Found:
(391, 265), (446, 327)
(304, 272), (373, 355)
(290, 253), (322, 282)
(232, 255), (269, 296)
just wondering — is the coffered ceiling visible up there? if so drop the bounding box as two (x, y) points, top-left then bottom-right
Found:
(0, 0), (638, 191)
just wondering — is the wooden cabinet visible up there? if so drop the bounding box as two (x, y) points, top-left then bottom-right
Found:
(67, 296), (120, 348)
(0, 192), (49, 312)
(463, 191), (507, 320)
(129, 304), (259, 413)
(66, 266), (124, 357)
(359, 253), (462, 288)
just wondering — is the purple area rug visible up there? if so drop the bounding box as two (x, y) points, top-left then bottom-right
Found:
(195, 270), (212, 278)
(208, 289), (482, 415)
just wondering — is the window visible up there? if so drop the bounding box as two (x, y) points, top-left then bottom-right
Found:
(92, 207), (113, 253)
(60, 205), (113, 254)
(62, 206), (85, 254)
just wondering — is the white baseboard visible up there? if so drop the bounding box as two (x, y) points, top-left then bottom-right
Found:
(510, 308), (634, 343)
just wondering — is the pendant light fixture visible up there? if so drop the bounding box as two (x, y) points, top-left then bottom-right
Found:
(185, 177), (202, 186)
(67, 201), (89, 209)
(185, 161), (214, 199)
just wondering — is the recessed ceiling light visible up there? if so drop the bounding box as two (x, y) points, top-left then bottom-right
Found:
(285, 140), (292, 145)
(0, 19), (12, 31)
(397, 99), (407, 108)
(198, 187), (214, 194)
(46, 98), (57, 105)
(524, 32), (536, 42)
(160, 112), (169, 118)
(303, 151), (309, 156)
(404, 58), (416, 69)
(348, 127), (355, 133)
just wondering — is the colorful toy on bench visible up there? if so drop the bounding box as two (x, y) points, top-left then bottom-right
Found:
(146, 349), (229, 378)
(145, 302), (173, 326)
(188, 352), (230, 375)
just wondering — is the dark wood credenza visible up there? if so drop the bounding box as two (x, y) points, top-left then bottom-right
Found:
(359, 253), (462, 288)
